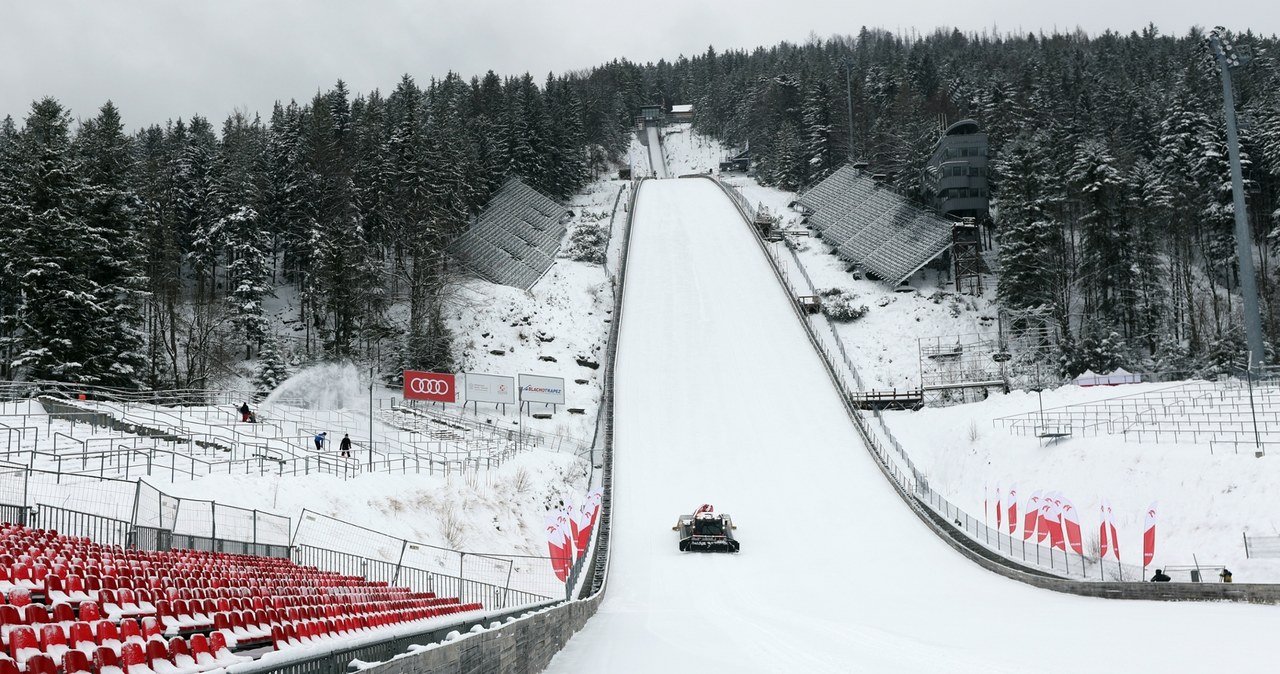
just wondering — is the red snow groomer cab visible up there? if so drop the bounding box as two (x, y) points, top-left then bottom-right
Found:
(673, 504), (739, 553)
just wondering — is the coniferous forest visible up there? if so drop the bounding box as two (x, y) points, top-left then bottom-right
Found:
(1, 25), (1278, 390)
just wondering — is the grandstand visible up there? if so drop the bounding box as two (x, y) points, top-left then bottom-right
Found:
(795, 165), (953, 286)
(992, 379), (1280, 453)
(0, 522), (485, 673)
(450, 178), (569, 291)
(0, 392), (580, 486)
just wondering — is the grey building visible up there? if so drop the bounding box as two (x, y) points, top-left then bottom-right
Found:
(921, 119), (989, 220)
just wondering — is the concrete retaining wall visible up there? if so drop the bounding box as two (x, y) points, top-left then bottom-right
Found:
(372, 583), (603, 673)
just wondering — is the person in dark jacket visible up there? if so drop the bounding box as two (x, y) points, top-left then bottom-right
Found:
(240, 402), (252, 422)
(1150, 569), (1172, 582)
(339, 433), (352, 458)
(1220, 568), (1233, 583)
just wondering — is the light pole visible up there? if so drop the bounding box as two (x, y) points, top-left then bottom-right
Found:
(368, 365), (374, 471)
(1208, 28), (1265, 369)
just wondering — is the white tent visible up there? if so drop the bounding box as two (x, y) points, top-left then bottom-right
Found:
(1074, 369), (1103, 386)
(1075, 368), (1141, 386)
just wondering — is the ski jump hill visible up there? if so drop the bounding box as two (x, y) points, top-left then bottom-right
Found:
(536, 177), (1280, 673)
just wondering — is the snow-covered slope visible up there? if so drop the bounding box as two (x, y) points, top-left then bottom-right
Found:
(545, 176), (1280, 674)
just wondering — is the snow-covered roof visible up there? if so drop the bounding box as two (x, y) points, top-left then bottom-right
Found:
(670, 104), (693, 113)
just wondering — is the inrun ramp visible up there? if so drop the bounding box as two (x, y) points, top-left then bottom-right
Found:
(645, 125), (667, 178)
(545, 178), (1280, 674)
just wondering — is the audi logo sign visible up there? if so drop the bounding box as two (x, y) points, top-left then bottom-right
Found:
(403, 370), (456, 402)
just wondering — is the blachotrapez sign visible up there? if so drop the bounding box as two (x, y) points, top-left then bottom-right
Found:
(519, 374), (566, 405)
(463, 373), (516, 404)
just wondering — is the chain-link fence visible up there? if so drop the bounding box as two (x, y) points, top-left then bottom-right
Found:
(0, 466), (291, 557)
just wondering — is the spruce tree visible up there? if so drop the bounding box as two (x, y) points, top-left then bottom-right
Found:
(74, 101), (150, 388)
(8, 99), (109, 383)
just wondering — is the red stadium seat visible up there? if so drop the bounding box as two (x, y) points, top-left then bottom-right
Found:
(62, 650), (94, 674)
(68, 621), (96, 653)
(119, 642), (148, 674)
(119, 618), (143, 646)
(6, 587), (31, 607)
(23, 653), (56, 674)
(94, 619), (122, 651)
(8, 626), (39, 665)
(139, 617), (163, 643)
(167, 637), (197, 672)
(144, 639), (177, 674)
(39, 623), (70, 663)
(49, 602), (75, 626)
(187, 635), (215, 669)
(78, 600), (101, 624)
(20, 604), (46, 627)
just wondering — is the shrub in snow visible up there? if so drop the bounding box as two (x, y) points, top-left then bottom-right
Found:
(253, 335), (291, 396)
(565, 221), (608, 264)
(819, 288), (869, 322)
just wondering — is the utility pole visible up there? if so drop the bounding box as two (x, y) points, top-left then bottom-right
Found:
(1209, 30), (1265, 369)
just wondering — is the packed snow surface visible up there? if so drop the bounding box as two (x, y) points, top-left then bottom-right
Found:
(544, 177), (1280, 674)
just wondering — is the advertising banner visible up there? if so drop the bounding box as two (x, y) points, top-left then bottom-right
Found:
(403, 370), (456, 403)
(519, 373), (566, 405)
(463, 373), (516, 404)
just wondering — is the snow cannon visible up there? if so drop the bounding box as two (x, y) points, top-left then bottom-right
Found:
(673, 503), (739, 553)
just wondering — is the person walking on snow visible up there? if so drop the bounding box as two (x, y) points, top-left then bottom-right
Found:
(314, 432), (326, 451)
(339, 433), (352, 458)
(240, 402), (251, 422)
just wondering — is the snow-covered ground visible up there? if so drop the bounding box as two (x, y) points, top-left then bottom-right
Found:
(6, 123), (1280, 670)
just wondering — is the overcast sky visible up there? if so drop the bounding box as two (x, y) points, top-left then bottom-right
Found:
(4, 0), (1278, 130)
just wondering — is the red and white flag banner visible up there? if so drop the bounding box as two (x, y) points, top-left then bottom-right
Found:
(1061, 497), (1084, 555)
(1036, 493), (1051, 544)
(1099, 500), (1111, 559)
(1143, 501), (1158, 569)
(1006, 483), (1018, 536)
(585, 488), (603, 528)
(545, 510), (573, 582)
(1023, 490), (1042, 541)
(995, 482), (1003, 532)
(571, 498), (593, 559)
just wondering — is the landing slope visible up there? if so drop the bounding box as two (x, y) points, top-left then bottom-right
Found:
(546, 178), (1280, 674)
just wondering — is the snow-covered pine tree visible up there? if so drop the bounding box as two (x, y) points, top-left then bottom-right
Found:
(1068, 137), (1133, 338)
(173, 116), (223, 305)
(74, 101), (150, 388)
(252, 332), (290, 395)
(801, 79), (837, 187)
(1124, 158), (1174, 354)
(506, 74), (550, 191)
(7, 98), (111, 383)
(992, 130), (1066, 323)
(131, 123), (184, 388)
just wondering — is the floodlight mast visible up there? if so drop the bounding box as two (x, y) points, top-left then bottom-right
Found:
(1208, 29), (1265, 369)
